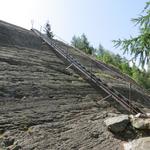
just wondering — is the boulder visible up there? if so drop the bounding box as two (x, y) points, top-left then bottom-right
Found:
(130, 115), (150, 129)
(123, 137), (150, 150)
(104, 115), (129, 133)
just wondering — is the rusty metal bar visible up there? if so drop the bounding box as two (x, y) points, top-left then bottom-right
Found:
(32, 29), (146, 115)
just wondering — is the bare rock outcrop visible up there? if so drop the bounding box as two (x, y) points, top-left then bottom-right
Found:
(0, 20), (150, 150)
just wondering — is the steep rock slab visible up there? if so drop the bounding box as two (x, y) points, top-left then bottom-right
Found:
(0, 20), (42, 49)
(0, 46), (120, 149)
(0, 20), (150, 150)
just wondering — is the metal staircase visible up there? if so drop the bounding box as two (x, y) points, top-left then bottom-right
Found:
(32, 29), (146, 115)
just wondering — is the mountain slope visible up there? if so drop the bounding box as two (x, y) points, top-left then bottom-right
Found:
(0, 20), (149, 150)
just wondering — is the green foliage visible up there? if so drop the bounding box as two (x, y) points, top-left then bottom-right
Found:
(96, 44), (105, 55)
(120, 63), (132, 76)
(131, 65), (150, 89)
(71, 29), (150, 89)
(71, 34), (94, 54)
(96, 49), (150, 89)
(44, 21), (54, 38)
(97, 51), (113, 64)
(113, 1), (150, 67)
(97, 50), (127, 70)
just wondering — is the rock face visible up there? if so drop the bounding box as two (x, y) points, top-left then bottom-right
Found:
(0, 20), (42, 48)
(0, 20), (121, 150)
(123, 137), (150, 150)
(0, 20), (150, 149)
(104, 115), (129, 133)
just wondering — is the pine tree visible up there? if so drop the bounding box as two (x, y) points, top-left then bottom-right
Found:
(45, 21), (54, 38)
(113, 1), (150, 68)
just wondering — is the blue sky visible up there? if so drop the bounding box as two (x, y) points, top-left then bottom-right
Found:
(0, 0), (148, 57)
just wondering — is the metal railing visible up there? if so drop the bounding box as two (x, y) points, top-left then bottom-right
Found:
(32, 29), (146, 115)
(53, 35), (150, 98)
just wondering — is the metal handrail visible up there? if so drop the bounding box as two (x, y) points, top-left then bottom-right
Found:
(53, 35), (150, 97)
(32, 29), (146, 115)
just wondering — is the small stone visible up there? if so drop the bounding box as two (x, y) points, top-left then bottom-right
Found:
(13, 140), (18, 145)
(135, 113), (141, 118)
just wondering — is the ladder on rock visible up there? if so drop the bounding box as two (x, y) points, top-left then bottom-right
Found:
(32, 29), (146, 115)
